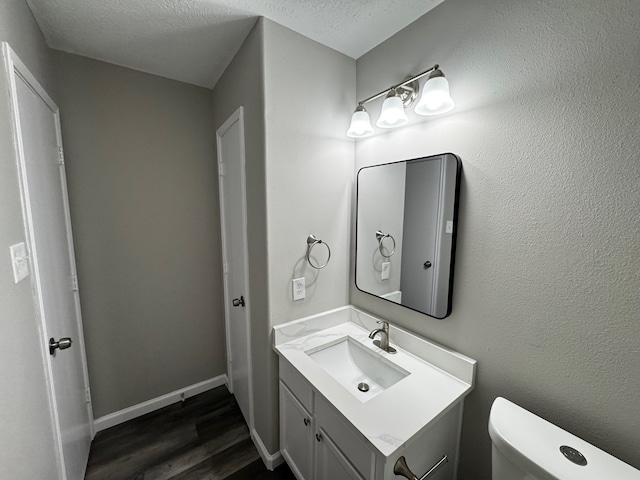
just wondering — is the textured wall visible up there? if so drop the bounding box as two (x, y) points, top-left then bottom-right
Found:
(351, 0), (640, 478)
(54, 52), (224, 418)
(0, 0), (60, 477)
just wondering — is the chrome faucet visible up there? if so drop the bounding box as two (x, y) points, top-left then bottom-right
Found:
(369, 321), (397, 354)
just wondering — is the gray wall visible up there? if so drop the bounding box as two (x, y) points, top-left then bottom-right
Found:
(263, 18), (355, 323)
(0, 0), (60, 477)
(263, 19), (355, 452)
(54, 52), (225, 418)
(211, 17), (272, 452)
(212, 18), (355, 455)
(356, 162), (406, 297)
(351, 0), (640, 478)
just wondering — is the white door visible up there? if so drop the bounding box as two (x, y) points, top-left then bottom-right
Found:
(4, 43), (92, 480)
(399, 157), (442, 316)
(216, 107), (254, 430)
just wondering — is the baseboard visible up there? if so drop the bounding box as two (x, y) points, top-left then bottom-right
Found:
(93, 374), (228, 432)
(251, 428), (284, 471)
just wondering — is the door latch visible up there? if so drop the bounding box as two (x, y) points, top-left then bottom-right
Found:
(49, 337), (73, 356)
(232, 296), (245, 307)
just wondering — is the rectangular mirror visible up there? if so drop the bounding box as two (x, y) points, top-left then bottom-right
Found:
(355, 153), (461, 319)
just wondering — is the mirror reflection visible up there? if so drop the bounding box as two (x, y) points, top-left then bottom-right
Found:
(355, 153), (461, 319)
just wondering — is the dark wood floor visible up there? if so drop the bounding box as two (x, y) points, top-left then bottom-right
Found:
(85, 386), (295, 480)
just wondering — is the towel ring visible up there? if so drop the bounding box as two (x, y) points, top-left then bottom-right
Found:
(376, 230), (396, 258)
(306, 235), (331, 269)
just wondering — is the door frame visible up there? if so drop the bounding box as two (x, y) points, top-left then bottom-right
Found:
(3, 42), (94, 479)
(216, 106), (254, 430)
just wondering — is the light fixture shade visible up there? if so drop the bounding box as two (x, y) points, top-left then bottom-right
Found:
(347, 106), (374, 138)
(376, 91), (409, 128)
(415, 75), (455, 116)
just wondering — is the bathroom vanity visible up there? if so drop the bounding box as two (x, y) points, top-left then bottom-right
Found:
(273, 306), (476, 480)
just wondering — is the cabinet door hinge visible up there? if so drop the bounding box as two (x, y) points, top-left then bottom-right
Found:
(57, 147), (64, 165)
(85, 387), (91, 404)
(71, 274), (79, 292)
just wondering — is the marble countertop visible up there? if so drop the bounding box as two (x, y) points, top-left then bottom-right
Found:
(273, 305), (476, 458)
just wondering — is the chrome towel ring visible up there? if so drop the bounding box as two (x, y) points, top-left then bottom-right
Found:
(375, 230), (396, 258)
(306, 234), (331, 269)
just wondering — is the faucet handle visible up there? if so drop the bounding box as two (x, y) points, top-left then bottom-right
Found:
(377, 321), (390, 333)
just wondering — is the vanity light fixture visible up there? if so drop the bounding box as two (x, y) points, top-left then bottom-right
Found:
(376, 88), (409, 128)
(346, 104), (375, 138)
(346, 64), (454, 138)
(415, 69), (455, 115)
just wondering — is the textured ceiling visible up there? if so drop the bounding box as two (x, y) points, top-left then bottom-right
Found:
(26, 0), (445, 88)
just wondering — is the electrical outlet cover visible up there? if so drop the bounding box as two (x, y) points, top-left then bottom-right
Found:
(292, 277), (305, 301)
(381, 262), (390, 281)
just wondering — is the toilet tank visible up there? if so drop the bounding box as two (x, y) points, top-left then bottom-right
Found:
(489, 397), (640, 480)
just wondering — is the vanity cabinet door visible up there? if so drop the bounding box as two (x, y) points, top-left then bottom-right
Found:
(280, 382), (314, 480)
(314, 427), (366, 480)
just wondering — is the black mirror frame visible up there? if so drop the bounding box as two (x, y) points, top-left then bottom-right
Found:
(355, 153), (462, 319)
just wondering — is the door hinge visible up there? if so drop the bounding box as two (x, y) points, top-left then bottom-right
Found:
(85, 387), (91, 404)
(57, 146), (64, 165)
(71, 274), (79, 292)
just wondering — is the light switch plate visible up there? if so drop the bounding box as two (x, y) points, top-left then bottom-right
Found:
(292, 277), (305, 301)
(445, 220), (454, 234)
(10, 242), (29, 284)
(381, 262), (390, 281)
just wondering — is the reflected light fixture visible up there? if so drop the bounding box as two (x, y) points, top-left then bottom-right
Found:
(346, 64), (454, 138)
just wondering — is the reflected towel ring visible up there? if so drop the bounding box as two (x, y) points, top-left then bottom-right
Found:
(306, 234), (331, 269)
(375, 230), (396, 258)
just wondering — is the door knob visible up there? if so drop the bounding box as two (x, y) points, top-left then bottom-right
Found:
(423, 261), (432, 269)
(49, 337), (72, 356)
(232, 296), (245, 307)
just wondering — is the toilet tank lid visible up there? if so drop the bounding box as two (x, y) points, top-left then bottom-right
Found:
(489, 397), (640, 480)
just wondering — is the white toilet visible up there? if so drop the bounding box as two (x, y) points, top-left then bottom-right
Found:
(489, 397), (640, 479)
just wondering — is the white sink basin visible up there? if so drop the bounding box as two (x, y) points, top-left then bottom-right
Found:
(307, 337), (409, 402)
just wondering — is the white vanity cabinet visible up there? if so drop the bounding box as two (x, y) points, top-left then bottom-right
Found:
(279, 359), (462, 480)
(280, 360), (373, 480)
(280, 382), (314, 479)
(314, 426), (365, 480)
(274, 306), (477, 480)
